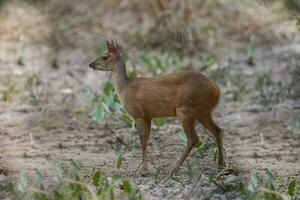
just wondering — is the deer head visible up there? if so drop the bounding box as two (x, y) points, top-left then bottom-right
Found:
(89, 40), (124, 71)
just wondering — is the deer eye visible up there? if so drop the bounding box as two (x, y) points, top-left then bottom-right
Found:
(102, 56), (108, 60)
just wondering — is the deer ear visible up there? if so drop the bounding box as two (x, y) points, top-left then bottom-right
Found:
(106, 41), (118, 56)
(110, 40), (116, 47)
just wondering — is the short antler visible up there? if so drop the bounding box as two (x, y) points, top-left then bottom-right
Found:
(108, 40), (124, 56)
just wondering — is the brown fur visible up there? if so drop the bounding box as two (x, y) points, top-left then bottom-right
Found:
(89, 40), (225, 173)
(122, 71), (220, 119)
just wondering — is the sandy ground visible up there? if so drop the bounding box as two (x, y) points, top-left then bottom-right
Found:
(0, 41), (300, 199)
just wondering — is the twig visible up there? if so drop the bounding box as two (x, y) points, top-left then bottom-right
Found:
(28, 187), (50, 198)
(257, 188), (289, 200)
(215, 167), (235, 180)
(133, 163), (143, 184)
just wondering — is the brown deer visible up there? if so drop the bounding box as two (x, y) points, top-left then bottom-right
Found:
(89, 40), (225, 173)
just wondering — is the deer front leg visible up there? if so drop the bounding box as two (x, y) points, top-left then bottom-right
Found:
(135, 118), (151, 171)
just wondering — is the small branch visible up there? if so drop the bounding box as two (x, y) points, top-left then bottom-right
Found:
(215, 167), (235, 180)
(257, 188), (289, 200)
(28, 187), (50, 198)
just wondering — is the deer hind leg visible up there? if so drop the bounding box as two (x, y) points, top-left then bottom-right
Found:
(173, 109), (198, 173)
(200, 115), (225, 169)
(135, 118), (151, 170)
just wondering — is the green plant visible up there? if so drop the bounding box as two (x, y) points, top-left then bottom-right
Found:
(25, 73), (41, 105)
(116, 153), (125, 170)
(255, 73), (289, 106)
(186, 161), (194, 183)
(201, 53), (218, 70)
(153, 118), (166, 127)
(288, 179), (297, 198)
(208, 67), (230, 85)
(138, 50), (185, 76)
(51, 48), (60, 69)
(82, 81), (135, 128)
(0, 79), (16, 101)
(5, 160), (142, 200)
(122, 180), (142, 200)
(238, 170), (296, 200)
(17, 44), (25, 66)
(294, 57), (300, 71)
(287, 112), (300, 133)
(231, 76), (248, 101)
(207, 169), (298, 200)
(246, 42), (256, 65)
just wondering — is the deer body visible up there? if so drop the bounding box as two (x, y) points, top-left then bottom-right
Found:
(118, 71), (220, 119)
(89, 41), (225, 173)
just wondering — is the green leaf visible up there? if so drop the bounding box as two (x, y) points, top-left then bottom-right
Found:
(187, 161), (193, 181)
(101, 101), (112, 115)
(93, 170), (102, 187)
(112, 174), (123, 182)
(123, 180), (132, 193)
(178, 129), (187, 143)
(201, 53), (217, 69)
(288, 115), (299, 133)
(246, 43), (256, 65)
(54, 190), (64, 200)
(198, 150), (206, 159)
(103, 82), (114, 96)
(33, 192), (47, 200)
(71, 159), (81, 180)
(17, 172), (28, 193)
(265, 169), (276, 190)
(91, 106), (105, 122)
(153, 118), (166, 127)
(220, 129), (225, 139)
(81, 87), (95, 101)
(116, 154), (125, 170)
(6, 182), (15, 194)
(208, 174), (214, 185)
(288, 179), (297, 196)
(248, 171), (259, 192)
(237, 182), (247, 194)
(119, 111), (134, 128)
(128, 70), (137, 78)
(194, 140), (203, 149)
(34, 170), (45, 190)
(208, 68), (230, 85)
(55, 162), (65, 180)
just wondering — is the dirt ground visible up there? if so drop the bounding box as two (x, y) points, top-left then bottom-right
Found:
(0, 1), (300, 199)
(0, 40), (300, 199)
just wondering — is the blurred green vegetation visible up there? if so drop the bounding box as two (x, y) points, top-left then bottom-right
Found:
(4, 160), (142, 200)
(82, 82), (135, 128)
(208, 169), (298, 200)
(4, 162), (298, 200)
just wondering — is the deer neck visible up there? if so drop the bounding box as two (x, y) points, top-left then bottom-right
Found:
(112, 56), (129, 101)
